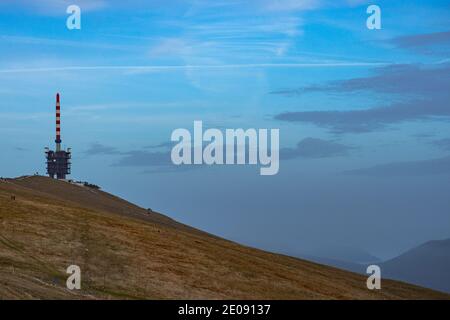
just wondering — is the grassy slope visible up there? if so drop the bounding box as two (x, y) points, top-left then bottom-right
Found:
(0, 176), (448, 300)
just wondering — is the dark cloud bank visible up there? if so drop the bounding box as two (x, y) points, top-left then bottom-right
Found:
(87, 137), (352, 173)
(433, 138), (450, 151)
(272, 63), (450, 134)
(390, 30), (450, 55)
(346, 156), (450, 176)
(281, 138), (353, 159)
(391, 30), (450, 49)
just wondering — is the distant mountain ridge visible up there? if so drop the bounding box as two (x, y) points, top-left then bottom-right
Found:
(298, 239), (450, 294)
(381, 238), (450, 293)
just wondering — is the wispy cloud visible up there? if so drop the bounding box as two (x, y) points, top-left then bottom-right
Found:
(263, 0), (322, 11)
(84, 143), (191, 174)
(281, 137), (354, 159)
(390, 30), (450, 55)
(184, 17), (303, 38)
(412, 132), (435, 139)
(150, 1), (364, 65)
(271, 63), (450, 96)
(144, 141), (175, 149)
(84, 143), (186, 173)
(0, 0), (108, 15)
(113, 150), (171, 167)
(0, 62), (389, 74)
(195, 0), (371, 13)
(0, 35), (140, 52)
(84, 143), (122, 155)
(432, 138), (450, 151)
(345, 156), (450, 176)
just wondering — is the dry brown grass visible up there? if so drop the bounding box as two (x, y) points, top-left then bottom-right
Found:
(0, 176), (448, 300)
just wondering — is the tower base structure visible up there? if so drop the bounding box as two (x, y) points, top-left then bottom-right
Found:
(45, 148), (71, 179)
(45, 93), (71, 180)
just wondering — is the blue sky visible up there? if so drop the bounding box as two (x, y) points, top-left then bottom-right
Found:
(1, 0), (449, 260)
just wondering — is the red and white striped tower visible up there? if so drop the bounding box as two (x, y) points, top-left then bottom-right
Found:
(46, 92), (71, 179)
(55, 93), (61, 152)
